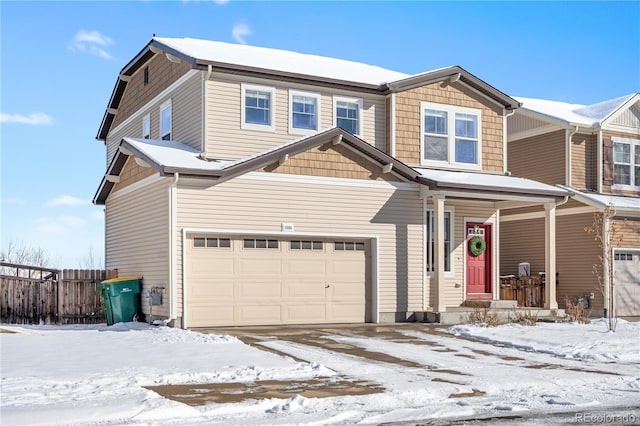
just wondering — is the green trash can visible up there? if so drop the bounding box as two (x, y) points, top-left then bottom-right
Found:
(99, 277), (143, 325)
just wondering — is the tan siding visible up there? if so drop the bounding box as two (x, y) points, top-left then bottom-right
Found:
(105, 178), (171, 318)
(176, 176), (424, 318)
(386, 96), (392, 155)
(508, 113), (552, 135)
(611, 101), (640, 129)
(112, 55), (191, 130)
(394, 81), (504, 171)
(106, 71), (203, 165)
(261, 143), (402, 182)
(113, 158), (157, 192)
(507, 130), (566, 185)
(205, 73), (386, 159)
(617, 217), (640, 248)
(571, 133), (597, 190)
(602, 131), (640, 197)
(500, 213), (605, 311)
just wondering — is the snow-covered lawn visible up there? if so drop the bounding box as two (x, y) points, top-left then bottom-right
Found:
(1, 319), (638, 425)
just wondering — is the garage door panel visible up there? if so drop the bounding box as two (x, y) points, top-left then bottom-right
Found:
(237, 259), (282, 275)
(186, 235), (368, 327)
(237, 280), (282, 298)
(286, 259), (327, 274)
(615, 252), (639, 316)
(286, 281), (327, 298)
(286, 304), (327, 323)
(237, 305), (282, 324)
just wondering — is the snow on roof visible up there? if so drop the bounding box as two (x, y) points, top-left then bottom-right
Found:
(516, 94), (637, 126)
(123, 138), (232, 171)
(153, 37), (410, 86)
(417, 168), (569, 196)
(560, 186), (640, 211)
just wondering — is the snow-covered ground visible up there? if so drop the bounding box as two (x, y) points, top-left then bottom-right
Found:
(1, 319), (638, 425)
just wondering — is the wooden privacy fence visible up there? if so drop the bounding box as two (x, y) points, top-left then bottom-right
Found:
(0, 262), (117, 325)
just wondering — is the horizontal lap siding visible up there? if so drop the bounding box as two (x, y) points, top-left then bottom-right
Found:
(507, 130), (565, 185)
(617, 217), (640, 248)
(205, 73), (386, 159)
(105, 179), (171, 318)
(394, 82), (504, 172)
(176, 176), (423, 317)
(106, 71), (202, 164)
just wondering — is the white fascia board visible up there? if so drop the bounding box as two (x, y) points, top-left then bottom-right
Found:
(419, 187), (559, 204)
(515, 107), (590, 130)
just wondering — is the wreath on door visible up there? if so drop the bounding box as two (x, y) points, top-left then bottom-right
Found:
(468, 236), (486, 257)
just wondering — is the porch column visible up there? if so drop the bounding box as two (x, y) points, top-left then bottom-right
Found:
(433, 194), (447, 312)
(544, 202), (558, 309)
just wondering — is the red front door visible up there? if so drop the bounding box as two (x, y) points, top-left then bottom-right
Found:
(466, 222), (492, 299)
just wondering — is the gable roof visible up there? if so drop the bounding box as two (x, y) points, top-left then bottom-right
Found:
(97, 37), (520, 140)
(516, 93), (640, 128)
(93, 127), (419, 204)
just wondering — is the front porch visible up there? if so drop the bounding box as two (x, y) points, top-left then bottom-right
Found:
(422, 299), (566, 325)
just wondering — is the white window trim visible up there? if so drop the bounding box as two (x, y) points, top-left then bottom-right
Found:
(160, 99), (172, 140)
(142, 113), (150, 139)
(611, 137), (640, 191)
(241, 83), (276, 132)
(425, 204), (455, 277)
(420, 101), (482, 171)
(333, 95), (363, 136)
(289, 89), (321, 135)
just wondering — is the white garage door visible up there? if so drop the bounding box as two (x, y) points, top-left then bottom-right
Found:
(614, 251), (640, 317)
(185, 235), (369, 327)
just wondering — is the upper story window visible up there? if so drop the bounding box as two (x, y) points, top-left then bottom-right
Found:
(290, 90), (320, 134)
(142, 114), (150, 139)
(241, 83), (276, 132)
(334, 96), (362, 136)
(160, 99), (172, 141)
(613, 138), (640, 189)
(421, 101), (482, 169)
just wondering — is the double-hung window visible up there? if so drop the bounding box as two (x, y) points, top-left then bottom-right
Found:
(142, 114), (150, 139)
(425, 209), (452, 273)
(421, 101), (482, 169)
(613, 137), (640, 189)
(290, 90), (320, 134)
(334, 96), (362, 135)
(160, 99), (172, 141)
(241, 83), (275, 131)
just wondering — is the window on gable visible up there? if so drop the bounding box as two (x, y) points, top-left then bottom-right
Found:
(290, 90), (320, 133)
(426, 210), (452, 273)
(421, 102), (482, 169)
(160, 99), (172, 141)
(613, 138), (640, 188)
(334, 96), (362, 135)
(142, 114), (150, 139)
(241, 83), (275, 131)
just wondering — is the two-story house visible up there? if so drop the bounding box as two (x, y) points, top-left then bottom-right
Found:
(94, 37), (569, 328)
(503, 94), (640, 317)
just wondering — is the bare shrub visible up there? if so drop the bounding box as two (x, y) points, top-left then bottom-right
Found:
(465, 308), (502, 327)
(510, 310), (538, 326)
(564, 295), (591, 324)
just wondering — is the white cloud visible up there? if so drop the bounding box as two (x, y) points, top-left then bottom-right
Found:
(213, 0), (229, 4)
(68, 30), (114, 60)
(47, 195), (90, 206)
(91, 211), (104, 221)
(36, 215), (87, 235)
(232, 23), (251, 45)
(0, 112), (53, 125)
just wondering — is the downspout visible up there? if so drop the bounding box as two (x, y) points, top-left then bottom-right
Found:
(202, 65), (213, 155)
(597, 130), (603, 193)
(169, 172), (179, 325)
(389, 93), (396, 157)
(503, 109), (516, 173)
(602, 211), (611, 318)
(565, 126), (579, 186)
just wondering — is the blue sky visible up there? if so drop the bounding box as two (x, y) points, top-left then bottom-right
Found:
(1, 1), (639, 268)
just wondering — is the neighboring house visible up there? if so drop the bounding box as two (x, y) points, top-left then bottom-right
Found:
(94, 37), (569, 328)
(504, 94), (640, 316)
